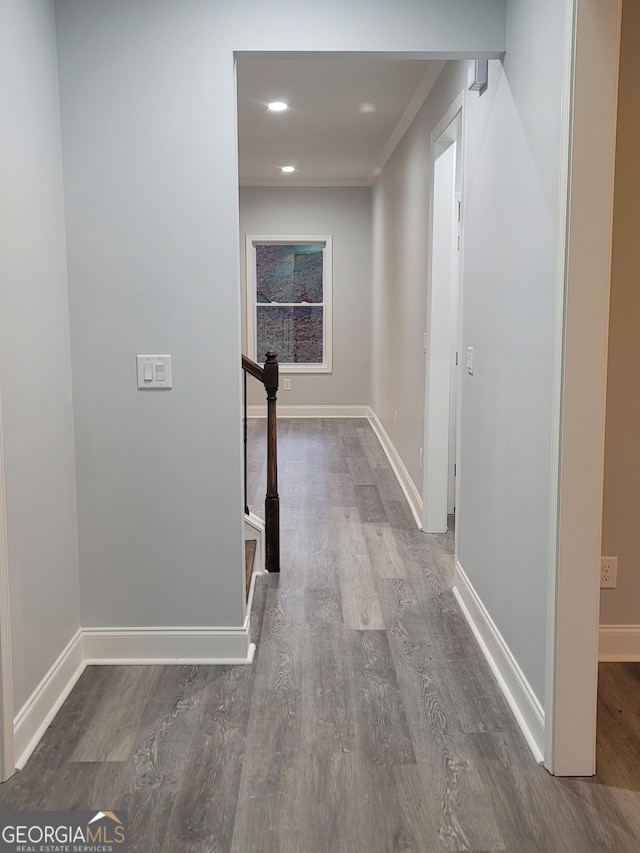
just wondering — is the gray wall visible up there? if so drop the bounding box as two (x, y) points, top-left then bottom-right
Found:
(372, 0), (571, 706)
(55, 0), (247, 627)
(54, 0), (505, 632)
(240, 187), (371, 408)
(0, 0), (80, 711)
(371, 61), (467, 489)
(457, 0), (570, 704)
(601, 0), (640, 626)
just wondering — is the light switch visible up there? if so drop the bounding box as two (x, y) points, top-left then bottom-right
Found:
(137, 355), (172, 390)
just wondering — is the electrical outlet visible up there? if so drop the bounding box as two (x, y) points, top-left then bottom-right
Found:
(419, 448), (423, 470)
(600, 556), (618, 589)
(283, 378), (291, 391)
(394, 410), (398, 426)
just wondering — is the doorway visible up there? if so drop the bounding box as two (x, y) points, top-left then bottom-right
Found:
(423, 96), (463, 535)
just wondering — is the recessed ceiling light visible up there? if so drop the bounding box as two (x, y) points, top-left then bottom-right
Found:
(359, 102), (376, 114)
(281, 165), (296, 173)
(268, 101), (289, 112)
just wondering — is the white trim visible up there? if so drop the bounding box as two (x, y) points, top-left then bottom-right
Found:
(244, 511), (265, 621)
(14, 629), (85, 771)
(548, 0), (623, 776)
(11, 621), (256, 772)
(430, 92), (465, 158)
(0, 389), (14, 780)
(244, 510), (264, 533)
(247, 404), (423, 529)
(369, 62), (446, 184)
(367, 410), (423, 530)
(245, 511), (265, 574)
(247, 404), (370, 419)
(453, 560), (545, 764)
(245, 235), (333, 374)
(82, 625), (252, 665)
(544, 0), (579, 779)
(423, 94), (464, 535)
(241, 177), (369, 188)
(598, 625), (640, 661)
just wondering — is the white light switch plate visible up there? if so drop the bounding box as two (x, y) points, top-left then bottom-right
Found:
(466, 347), (474, 375)
(137, 355), (172, 390)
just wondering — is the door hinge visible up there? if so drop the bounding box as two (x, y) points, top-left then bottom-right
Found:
(455, 351), (459, 366)
(454, 464), (457, 476)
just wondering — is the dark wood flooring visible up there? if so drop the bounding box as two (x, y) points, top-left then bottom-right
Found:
(1, 418), (639, 851)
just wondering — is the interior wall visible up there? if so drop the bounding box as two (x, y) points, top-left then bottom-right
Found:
(54, 0), (247, 628)
(601, 0), (640, 627)
(239, 187), (371, 408)
(458, 0), (571, 706)
(0, 0), (80, 711)
(370, 0), (569, 712)
(54, 0), (505, 633)
(371, 61), (468, 491)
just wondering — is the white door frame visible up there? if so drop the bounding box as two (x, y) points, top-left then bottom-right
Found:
(419, 4), (621, 772)
(0, 390), (15, 781)
(423, 92), (464, 535)
(544, 0), (622, 775)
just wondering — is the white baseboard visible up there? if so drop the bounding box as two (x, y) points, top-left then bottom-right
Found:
(83, 625), (252, 665)
(453, 560), (545, 764)
(13, 621), (254, 771)
(599, 625), (640, 661)
(248, 404), (370, 418)
(245, 511), (265, 570)
(367, 410), (423, 530)
(244, 510), (264, 534)
(14, 629), (86, 770)
(248, 404), (424, 530)
(245, 512), (265, 621)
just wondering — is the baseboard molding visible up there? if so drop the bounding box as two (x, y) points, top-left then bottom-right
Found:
(248, 404), (424, 529)
(245, 511), (265, 622)
(453, 561), (545, 764)
(244, 510), (264, 533)
(83, 625), (253, 665)
(599, 624), (640, 661)
(248, 404), (370, 419)
(245, 511), (265, 570)
(14, 629), (86, 770)
(367, 410), (423, 530)
(13, 620), (254, 771)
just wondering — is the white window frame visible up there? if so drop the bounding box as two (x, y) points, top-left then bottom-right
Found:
(245, 235), (333, 374)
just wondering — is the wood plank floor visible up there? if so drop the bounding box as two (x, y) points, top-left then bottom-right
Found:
(2, 418), (639, 851)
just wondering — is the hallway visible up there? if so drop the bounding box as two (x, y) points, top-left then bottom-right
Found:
(1, 418), (639, 851)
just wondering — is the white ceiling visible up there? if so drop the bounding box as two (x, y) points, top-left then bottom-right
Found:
(237, 58), (443, 187)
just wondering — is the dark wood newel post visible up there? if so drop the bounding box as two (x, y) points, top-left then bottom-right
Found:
(263, 351), (280, 573)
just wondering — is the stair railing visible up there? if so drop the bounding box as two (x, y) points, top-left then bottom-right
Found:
(241, 351), (280, 573)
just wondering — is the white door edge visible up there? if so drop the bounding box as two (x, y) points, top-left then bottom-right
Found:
(423, 91), (464, 535)
(0, 387), (15, 781)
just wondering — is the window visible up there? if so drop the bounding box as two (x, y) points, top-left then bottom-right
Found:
(246, 235), (332, 373)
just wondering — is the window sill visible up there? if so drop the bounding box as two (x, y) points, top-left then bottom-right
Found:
(259, 362), (332, 375)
